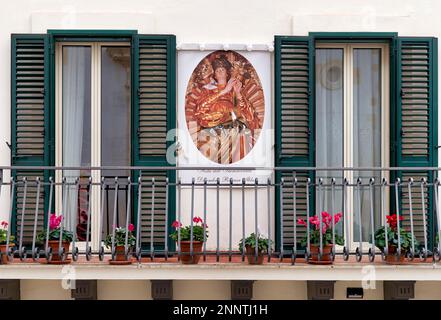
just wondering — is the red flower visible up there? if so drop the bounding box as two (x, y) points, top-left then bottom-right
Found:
(172, 220), (182, 228)
(386, 214), (404, 231)
(193, 216), (203, 224)
(49, 214), (62, 230)
(0, 221), (8, 228)
(128, 223), (135, 232)
(297, 218), (307, 227)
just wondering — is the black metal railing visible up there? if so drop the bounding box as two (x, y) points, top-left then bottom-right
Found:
(0, 166), (440, 265)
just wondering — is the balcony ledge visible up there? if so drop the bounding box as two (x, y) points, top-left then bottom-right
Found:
(2, 260), (441, 281)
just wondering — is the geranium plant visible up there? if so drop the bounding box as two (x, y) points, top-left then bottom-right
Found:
(297, 211), (344, 246)
(170, 216), (209, 242)
(37, 214), (74, 242)
(238, 233), (272, 253)
(373, 214), (418, 252)
(104, 224), (136, 248)
(0, 221), (14, 244)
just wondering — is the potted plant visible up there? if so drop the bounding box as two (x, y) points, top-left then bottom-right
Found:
(373, 214), (418, 264)
(0, 221), (14, 264)
(104, 224), (136, 265)
(238, 233), (272, 265)
(297, 211), (344, 264)
(37, 214), (74, 264)
(170, 216), (208, 264)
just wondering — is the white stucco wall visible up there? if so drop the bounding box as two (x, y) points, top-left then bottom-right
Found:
(0, 0), (440, 247)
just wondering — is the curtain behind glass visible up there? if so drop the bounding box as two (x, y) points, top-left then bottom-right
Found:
(353, 49), (382, 242)
(62, 46), (91, 232)
(315, 49), (344, 223)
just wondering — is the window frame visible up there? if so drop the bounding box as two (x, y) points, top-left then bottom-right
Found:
(315, 42), (390, 249)
(54, 41), (131, 249)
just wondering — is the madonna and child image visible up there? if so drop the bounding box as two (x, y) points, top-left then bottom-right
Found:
(185, 50), (265, 164)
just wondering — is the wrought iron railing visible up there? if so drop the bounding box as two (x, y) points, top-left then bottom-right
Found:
(0, 166), (440, 265)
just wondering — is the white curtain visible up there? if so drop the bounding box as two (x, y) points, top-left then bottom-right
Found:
(353, 49), (382, 242)
(315, 49), (344, 217)
(62, 47), (89, 232)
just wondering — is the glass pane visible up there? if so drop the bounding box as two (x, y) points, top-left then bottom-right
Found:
(100, 46), (131, 235)
(62, 46), (91, 236)
(315, 49), (344, 230)
(352, 49), (382, 243)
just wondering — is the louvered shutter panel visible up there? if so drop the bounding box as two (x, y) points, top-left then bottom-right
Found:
(275, 36), (315, 253)
(11, 34), (51, 243)
(396, 37), (438, 245)
(132, 35), (176, 251)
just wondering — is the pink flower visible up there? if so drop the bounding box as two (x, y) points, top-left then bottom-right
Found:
(193, 216), (203, 224)
(128, 223), (135, 232)
(297, 218), (307, 227)
(334, 212), (343, 224)
(172, 220), (182, 228)
(49, 214), (62, 230)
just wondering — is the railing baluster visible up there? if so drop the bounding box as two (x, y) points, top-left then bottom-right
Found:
(45, 177), (54, 262)
(305, 177), (310, 262)
(18, 177), (27, 261)
(110, 177), (119, 261)
(407, 178), (415, 261)
(267, 177), (271, 263)
(85, 177), (93, 261)
(330, 177), (336, 262)
(31, 177), (41, 261)
(381, 178), (388, 260)
(71, 177), (80, 261)
(318, 178), (323, 261)
(241, 178), (245, 262)
(394, 178), (402, 262)
(420, 178), (428, 261)
(135, 175), (142, 262)
(6, 177), (16, 262)
(203, 178), (207, 262)
(368, 178), (376, 262)
(59, 177), (68, 262)
(177, 178), (182, 261)
(254, 178), (259, 264)
(355, 178), (363, 262)
(229, 178), (233, 262)
(124, 177), (131, 260)
(216, 178), (220, 262)
(150, 177), (155, 261)
(279, 177), (284, 262)
(342, 178), (349, 261)
(433, 177), (441, 262)
(164, 177), (169, 261)
(98, 177), (106, 261)
(292, 174), (297, 265)
(190, 178), (195, 262)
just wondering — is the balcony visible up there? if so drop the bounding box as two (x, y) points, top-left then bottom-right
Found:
(1, 166), (441, 281)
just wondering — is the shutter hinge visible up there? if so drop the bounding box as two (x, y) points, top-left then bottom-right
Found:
(400, 89), (404, 98)
(137, 127), (141, 137)
(137, 88), (141, 97)
(41, 88), (45, 96)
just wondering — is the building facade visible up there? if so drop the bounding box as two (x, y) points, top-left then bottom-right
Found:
(1, 0), (441, 300)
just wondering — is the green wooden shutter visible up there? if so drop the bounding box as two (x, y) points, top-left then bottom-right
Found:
(132, 35), (176, 252)
(395, 37), (438, 245)
(11, 34), (52, 243)
(275, 36), (315, 253)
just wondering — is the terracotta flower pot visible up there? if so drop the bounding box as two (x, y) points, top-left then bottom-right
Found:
(114, 245), (130, 261)
(309, 244), (334, 264)
(0, 244), (13, 264)
(245, 245), (265, 265)
(385, 245), (406, 264)
(179, 241), (203, 264)
(47, 240), (70, 263)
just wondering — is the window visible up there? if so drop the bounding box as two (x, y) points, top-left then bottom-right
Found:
(275, 34), (437, 253)
(315, 43), (389, 247)
(11, 32), (176, 249)
(55, 42), (131, 244)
